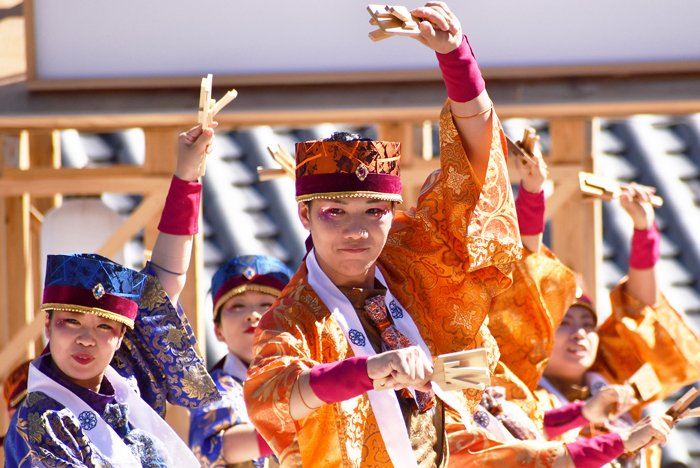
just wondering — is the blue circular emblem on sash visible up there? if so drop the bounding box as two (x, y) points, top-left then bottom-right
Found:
(78, 410), (98, 431)
(388, 300), (403, 319)
(348, 329), (366, 347)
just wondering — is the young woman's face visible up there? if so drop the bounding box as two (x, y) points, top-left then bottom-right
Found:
(46, 310), (125, 390)
(544, 305), (599, 384)
(215, 290), (276, 364)
(298, 197), (394, 288)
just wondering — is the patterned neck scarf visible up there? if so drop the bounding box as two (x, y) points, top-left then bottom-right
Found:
(365, 295), (435, 413)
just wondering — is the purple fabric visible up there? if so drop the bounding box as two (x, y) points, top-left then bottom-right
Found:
(515, 186), (546, 236)
(629, 222), (660, 270)
(436, 35), (485, 103)
(37, 354), (116, 415)
(566, 432), (625, 468)
(157, 176), (202, 236)
(296, 172), (401, 199)
(308, 356), (373, 404)
(544, 400), (588, 438)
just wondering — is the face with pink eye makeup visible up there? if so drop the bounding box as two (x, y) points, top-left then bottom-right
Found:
(45, 310), (126, 392)
(298, 197), (394, 288)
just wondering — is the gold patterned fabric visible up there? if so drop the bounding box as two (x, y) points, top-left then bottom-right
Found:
(244, 102), (522, 468)
(489, 245), (577, 393)
(594, 279), (700, 403)
(536, 278), (700, 468)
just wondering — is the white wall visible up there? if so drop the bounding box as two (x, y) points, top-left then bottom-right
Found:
(32, 0), (700, 81)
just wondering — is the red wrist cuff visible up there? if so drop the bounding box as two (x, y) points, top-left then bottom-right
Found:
(308, 356), (373, 404)
(629, 222), (660, 270)
(157, 176), (202, 235)
(256, 431), (274, 458)
(436, 35), (485, 103)
(515, 185), (546, 236)
(566, 433), (624, 468)
(544, 401), (587, 438)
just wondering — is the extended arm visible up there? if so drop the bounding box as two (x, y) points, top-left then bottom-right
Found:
(410, 3), (492, 184)
(620, 184), (660, 308)
(151, 124), (215, 305)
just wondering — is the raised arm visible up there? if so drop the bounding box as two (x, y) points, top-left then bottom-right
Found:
(151, 123), (215, 305)
(411, 2), (492, 184)
(514, 148), (548, 253)
(620, 184), (659, 308)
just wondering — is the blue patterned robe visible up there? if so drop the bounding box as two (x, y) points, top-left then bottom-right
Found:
(189, 354), (278, 468)
(5, 263), (220, 467)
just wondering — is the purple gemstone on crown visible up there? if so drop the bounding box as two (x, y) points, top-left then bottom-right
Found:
(355, 164), (369, 181)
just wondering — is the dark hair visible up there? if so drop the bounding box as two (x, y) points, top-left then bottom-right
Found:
(325, 131), (371, 142)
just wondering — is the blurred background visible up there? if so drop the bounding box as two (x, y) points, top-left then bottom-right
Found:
(2, 1), (700, 465)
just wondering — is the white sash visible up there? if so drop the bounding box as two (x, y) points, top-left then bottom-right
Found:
(28, 362), (199, 468)
(306, 250), (472, 468)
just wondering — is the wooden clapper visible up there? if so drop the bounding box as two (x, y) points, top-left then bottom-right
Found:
(367, 5), (422, 42)
(579, 172), (663, 207)
(373, 348), (490, 392)
(506, 127), (548, 170)
(197, 74), (237, 175)
(257, 145), (296, 182)
(624, 363), (700, 424)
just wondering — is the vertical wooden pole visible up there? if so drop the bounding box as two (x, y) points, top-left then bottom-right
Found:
(27, 129), (61, 214)
(378, 122), (419, 209)
(549, 118), (602, 310)
(143, 127), (197, 442)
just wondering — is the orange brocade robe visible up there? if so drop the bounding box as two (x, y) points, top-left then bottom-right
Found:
(244, 102), (551, 468)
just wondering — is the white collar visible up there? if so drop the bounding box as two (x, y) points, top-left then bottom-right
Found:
(223, 353), (249, 383)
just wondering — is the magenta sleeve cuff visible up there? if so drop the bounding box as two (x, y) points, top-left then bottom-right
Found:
(515, 185), (546, 236)
(157, 176), (202, 236)
(629, 222), (660, 270)
(436, 35), (485, 103)
(566, 433), (625, 468)
(256, 431), (274, 458)
(543, 400), (588, 439)
(308, 356), (373, 404)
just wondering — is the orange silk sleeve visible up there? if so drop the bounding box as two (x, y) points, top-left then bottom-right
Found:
(391, 101), (521, 275)
(594, 280), (700, 403)
(489, 245), (577, 392)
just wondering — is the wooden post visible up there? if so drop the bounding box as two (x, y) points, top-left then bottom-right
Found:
(143, 127), (200, 441)
(549, 118), (603, 310)
(143, 128), (178, 253)
(27, 129), (61, 214)
(378, 121), (421, 209)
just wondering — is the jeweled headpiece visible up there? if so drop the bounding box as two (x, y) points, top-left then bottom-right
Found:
(212, 255), (292, 321)
(41, 254), (147, 329)
(295, 137), (402, 202)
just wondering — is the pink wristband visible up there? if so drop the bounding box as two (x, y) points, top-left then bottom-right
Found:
(256, 431), (274, 458)
(515, 185), (546, 236)
(308, 356), (373, 404)
(436, 35), (485, 103)
(629, 222), (660, 270)
(157, 176), (202, 236)
(566, 433), (625, 468)
(544, 401), (588, 439)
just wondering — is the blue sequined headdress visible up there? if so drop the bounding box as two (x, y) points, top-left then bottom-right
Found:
(41, 254), (147, 329)
(211, 255), (292, 321)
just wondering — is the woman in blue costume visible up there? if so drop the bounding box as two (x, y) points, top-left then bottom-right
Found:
(5, 123), (221, 468)
(189, 256), (291, 468)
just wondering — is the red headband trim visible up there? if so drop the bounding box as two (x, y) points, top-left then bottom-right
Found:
(42, 285), (138, 323)
(213, 275), (287, 310)
(295, 173), (402, 200)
